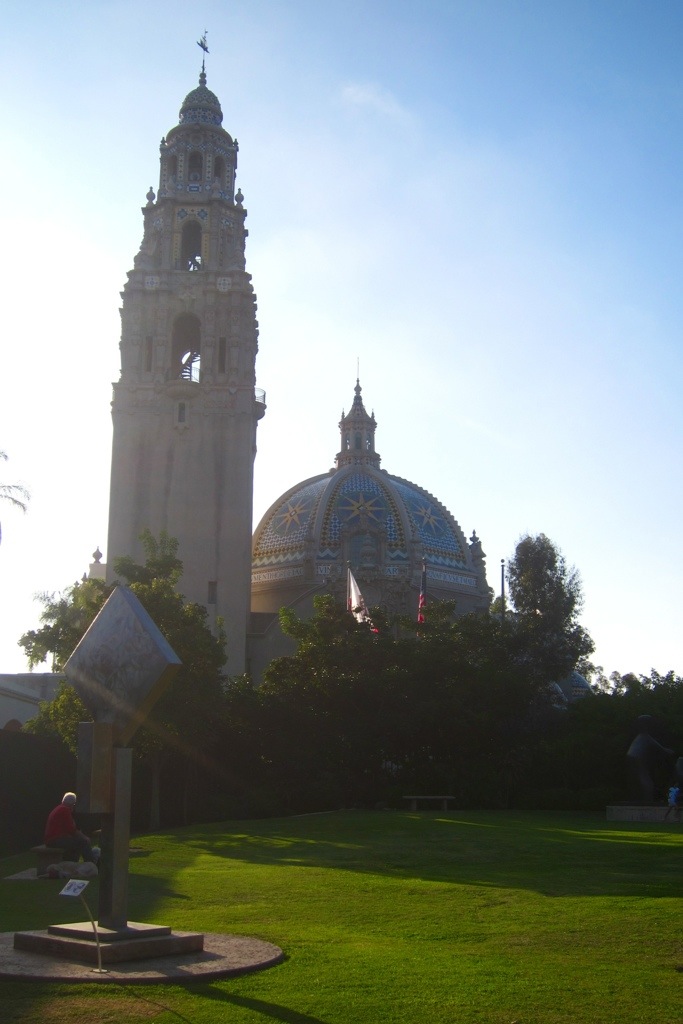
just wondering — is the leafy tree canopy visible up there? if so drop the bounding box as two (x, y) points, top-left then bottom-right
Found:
(505, 533), (594, 680)
(22, 530), (227, 754)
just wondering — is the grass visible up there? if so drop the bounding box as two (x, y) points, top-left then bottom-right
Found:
(0, 810), (681, 1023)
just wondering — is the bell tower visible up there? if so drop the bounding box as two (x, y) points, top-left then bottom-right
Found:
(107, 61), (265, 675)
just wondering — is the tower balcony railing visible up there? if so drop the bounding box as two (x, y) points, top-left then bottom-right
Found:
(175, 257), (203, 272)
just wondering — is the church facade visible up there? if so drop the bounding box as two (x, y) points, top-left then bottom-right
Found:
(106, 66), (490, 681)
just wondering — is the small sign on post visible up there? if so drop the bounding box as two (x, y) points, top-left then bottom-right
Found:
(59, 879), (89, 898)
(59, 879), (106, 973)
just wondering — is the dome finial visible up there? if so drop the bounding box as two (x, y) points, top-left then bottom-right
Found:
(179, 34), (224, 127)
(197, 30), (209, 85)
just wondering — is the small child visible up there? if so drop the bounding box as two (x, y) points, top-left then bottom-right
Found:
(664, 784), (681, 821)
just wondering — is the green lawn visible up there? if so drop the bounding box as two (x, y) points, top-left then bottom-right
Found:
(1, 810), (681, 1023)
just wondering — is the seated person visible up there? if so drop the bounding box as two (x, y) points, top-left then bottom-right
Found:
(44, 792), (98, 864)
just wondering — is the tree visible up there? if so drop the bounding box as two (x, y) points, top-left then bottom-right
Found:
(259, 596), (396, 809)
(505, 533), (594, 681)
(0, 450), (29, 544)
(23, 531), (228, 828)
(20, 577), (111, 671)
(253, 596), (552, 810)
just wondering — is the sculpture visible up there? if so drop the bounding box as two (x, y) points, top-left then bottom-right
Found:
(626, 715), (674, 804)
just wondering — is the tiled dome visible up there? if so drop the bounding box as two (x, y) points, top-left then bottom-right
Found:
(179, 72), (223, 126)
(252, 466), (469, 574)
(251, 383), (490, 615)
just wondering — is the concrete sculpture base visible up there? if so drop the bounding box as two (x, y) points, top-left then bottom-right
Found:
(14, 921), (203, 964)
(1, 930), (284, 983)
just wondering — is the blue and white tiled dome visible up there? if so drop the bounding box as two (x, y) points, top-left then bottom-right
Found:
(251, 383), (490, 616)
(253, 468), (470, 574)
(179, 71), (224, 126)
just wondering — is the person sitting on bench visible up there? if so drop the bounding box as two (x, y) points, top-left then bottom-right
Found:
(44, 792), (98, 864)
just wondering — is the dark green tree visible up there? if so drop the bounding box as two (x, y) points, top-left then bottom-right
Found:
(20, 577), (111, 671)
(522, 669), (683, 806)
(23, 531), (227, 828)
(252, 595), (551, 810)
(259, 595), (396, 809)
(505, 533), (594, 681)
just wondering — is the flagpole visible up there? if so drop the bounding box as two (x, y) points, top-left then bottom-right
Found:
(418, 558), (427, 624)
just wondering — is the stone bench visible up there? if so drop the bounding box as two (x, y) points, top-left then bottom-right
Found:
(31, 845), (71, 875)
(403, 795), (455, 812)
(605, 805), (672, 822)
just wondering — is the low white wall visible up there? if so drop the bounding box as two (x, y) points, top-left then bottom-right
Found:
(0, 674), (62, 729)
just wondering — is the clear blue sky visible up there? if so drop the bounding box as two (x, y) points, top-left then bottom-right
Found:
(0, 0), (681, 678)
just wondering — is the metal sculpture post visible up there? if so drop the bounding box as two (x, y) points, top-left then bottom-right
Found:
(65, 586), (181, 930)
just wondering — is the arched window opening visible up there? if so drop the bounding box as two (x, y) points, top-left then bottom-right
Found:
(180, 220), (202, 271)
(188, 151), (203, 182)
(345, 433), (350, 451)
(169, 154), (178, 179)
(354, 433), (362, 450)
(171, 313), (201, 381)
(214, 156), (225, 183)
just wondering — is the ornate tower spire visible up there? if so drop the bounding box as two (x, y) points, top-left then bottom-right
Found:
(335, 380), (380, 469)
(107, 63), (265, 676)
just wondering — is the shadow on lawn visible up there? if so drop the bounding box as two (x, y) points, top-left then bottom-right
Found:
(0, 870), (191, 935)
(158, 811), (682, 899)
(196, 985), (329, 1023)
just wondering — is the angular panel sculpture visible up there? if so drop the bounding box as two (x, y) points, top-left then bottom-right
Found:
(65, 586), (181, 930)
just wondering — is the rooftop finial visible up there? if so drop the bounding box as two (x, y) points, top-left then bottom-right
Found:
(197, 30), (209, 84)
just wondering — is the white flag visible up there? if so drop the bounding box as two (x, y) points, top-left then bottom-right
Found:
(347, 569), (370, 624)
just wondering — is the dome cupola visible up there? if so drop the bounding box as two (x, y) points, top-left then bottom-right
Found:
(336, 379), (380, 470)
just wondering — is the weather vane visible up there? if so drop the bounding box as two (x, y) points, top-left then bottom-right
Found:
(197, 30), (209, 75)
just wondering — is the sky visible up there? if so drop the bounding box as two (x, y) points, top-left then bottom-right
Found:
(0, 0), (681, 678)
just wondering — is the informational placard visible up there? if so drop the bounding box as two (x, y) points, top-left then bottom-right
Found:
(59, 879), (90, 898)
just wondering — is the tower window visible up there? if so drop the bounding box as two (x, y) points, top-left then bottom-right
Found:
(214, 156), (225, 183)
(218, 336), (227, 374)
(144, 335), (153, 372)
(180, 220), (202, 271)
(355, 433), (362, 450)
(169, 154), (178, 179)
(188, 151), (203, 182)
(177, 402), (186, 423)
(207, 580), (217, 605)
(172, 313), (201, 380)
